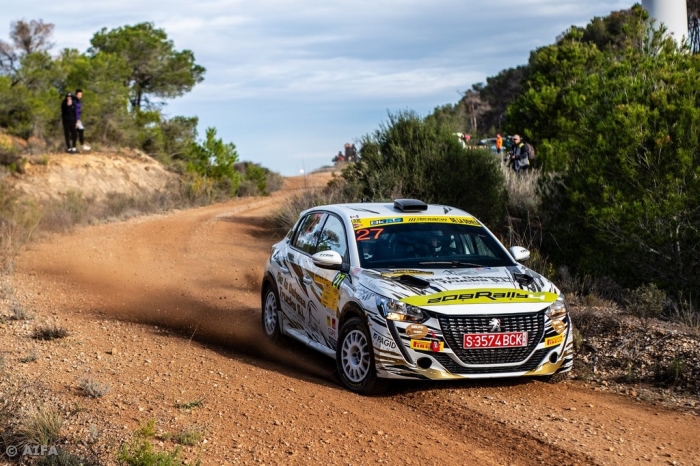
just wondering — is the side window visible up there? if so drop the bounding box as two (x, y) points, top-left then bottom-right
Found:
(293, 213), (326, 254)
(316, 215), (348, 260)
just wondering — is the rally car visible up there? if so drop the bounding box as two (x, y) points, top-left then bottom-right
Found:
(261, 199), (573, 394)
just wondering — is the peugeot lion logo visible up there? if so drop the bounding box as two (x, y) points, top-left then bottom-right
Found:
(488, 318), (502, 332)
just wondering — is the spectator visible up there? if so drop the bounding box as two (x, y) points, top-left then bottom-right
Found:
(496, 134), (503, 156)
(74, 89), (90, 151)
(61, 92), (78, 153)
(509, 134), (530, 172)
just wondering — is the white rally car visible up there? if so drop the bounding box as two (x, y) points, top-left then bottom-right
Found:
(261, 199), (573, 394)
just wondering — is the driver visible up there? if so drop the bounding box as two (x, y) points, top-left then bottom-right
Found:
(426, 232), (443, 257)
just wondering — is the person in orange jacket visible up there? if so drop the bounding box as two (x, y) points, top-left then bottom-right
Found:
(496, 134), (503, 156)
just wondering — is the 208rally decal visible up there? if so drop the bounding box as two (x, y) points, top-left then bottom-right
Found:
(400, 288), (559, 306)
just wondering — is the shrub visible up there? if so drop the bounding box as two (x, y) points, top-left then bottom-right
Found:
(270, 183), (356, 235)
(654, 357), (686, 387)
(79, 378), (111, 398)
(10, 301), (31, 320)
(32, 325), (69, 340)
(171, 427), (202, 446)
(175, 399), (203, 410)
(117, 438), (183, 466)
(342, 111), (507, 228)
(19, 350), (38, 363)
(118, 419), (187, 466)
(625, 283), (666, 327)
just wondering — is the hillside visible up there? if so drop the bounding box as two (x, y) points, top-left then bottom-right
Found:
(10, 151), (177, 201)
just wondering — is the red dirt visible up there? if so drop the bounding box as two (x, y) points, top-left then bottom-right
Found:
(3, 173), (698, 465)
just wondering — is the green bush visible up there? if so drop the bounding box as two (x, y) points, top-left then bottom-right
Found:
(521, 17), (700, 303)
(341, 111), (507, 227)
(624, 283), (666, 327)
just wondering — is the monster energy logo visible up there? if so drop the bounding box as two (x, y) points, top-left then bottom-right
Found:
(332, 273), (346, 289)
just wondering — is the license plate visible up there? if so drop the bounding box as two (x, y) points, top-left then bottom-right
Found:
(463, 332), (528, 349)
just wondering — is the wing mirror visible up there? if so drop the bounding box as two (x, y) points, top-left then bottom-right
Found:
(510, 246), (530, 262)
(312, 250), (345, 270)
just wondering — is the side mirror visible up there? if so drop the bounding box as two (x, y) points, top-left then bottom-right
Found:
(312, 250), (344, 270)
(510, 246), (530, 262)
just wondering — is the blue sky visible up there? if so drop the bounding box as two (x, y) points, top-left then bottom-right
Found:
(2, 0), (630, 175)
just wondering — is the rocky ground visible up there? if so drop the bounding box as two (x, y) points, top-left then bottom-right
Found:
(0, 173), (698, 465)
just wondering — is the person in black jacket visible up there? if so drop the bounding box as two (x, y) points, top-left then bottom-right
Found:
(508, 134), (530, 172)
(61, 93), (78, 153)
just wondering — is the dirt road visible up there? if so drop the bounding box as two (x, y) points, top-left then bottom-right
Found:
(8, 174), (699, 465)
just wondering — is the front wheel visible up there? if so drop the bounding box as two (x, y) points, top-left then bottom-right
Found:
(336, 317), (389, 395)
(261, 283), (281, 341)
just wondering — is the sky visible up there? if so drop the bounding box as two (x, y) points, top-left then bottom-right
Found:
(2, 0), (631, 175)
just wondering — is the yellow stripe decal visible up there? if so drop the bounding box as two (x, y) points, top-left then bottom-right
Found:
(351, 216), (481, 230)
(401, 288), (559, 306)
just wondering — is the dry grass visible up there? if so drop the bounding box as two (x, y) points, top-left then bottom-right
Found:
(17, 405), (63, 447)
(500, 163), (541, 218)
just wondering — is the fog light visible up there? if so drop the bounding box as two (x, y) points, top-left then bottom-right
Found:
(551, 319), (566, 334)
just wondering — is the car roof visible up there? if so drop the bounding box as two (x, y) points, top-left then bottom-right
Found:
(302, 201), (475, 222)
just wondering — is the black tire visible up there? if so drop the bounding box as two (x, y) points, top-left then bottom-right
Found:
(336, 316), (390, 395)
(261, 283), (282, 341)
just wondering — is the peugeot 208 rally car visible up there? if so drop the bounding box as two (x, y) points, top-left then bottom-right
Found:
(261, 199), (573, 394)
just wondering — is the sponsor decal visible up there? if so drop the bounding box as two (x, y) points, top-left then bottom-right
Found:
(410, 339), (444, 352)
(277, 273), (305, 317)
(314, 274), (341, 311)
(401, 288), (559, 306)
(381, 270), (435, 278)
(544, 334), (565, 348)
(431, 276), (510, 284)
(373, 332), (397, 350)
(332, 273), (346, 289)
(351, 216), (481, 230)
(405, 323), (429, 339)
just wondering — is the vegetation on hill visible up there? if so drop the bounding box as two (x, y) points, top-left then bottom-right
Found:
(0, 19), (280, 198)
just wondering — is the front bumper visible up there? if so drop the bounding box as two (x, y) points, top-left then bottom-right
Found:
(369, 309), (574, 380)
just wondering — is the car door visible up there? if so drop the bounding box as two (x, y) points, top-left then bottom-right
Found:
(305, 214), (350, 350)
(282, 212), (326, 335)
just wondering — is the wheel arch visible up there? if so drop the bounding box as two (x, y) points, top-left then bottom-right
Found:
(339, 301), (366, 328)
(261, 271), (278, 304)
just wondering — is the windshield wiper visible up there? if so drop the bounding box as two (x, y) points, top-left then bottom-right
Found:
(418, 261), (484, 268)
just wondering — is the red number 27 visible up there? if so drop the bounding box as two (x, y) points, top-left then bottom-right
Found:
(356, 228), (383, 241)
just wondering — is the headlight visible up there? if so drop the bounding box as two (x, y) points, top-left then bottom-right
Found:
(546, 293), (568, 334)
(376, 296), (425, 322)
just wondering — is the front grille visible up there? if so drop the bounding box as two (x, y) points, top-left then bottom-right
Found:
(432, 348), (549, 374)
(438, 311), (545, 366)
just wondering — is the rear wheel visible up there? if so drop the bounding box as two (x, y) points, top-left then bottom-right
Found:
(261, 283), (281, 341)
(336, 317), (389, 395)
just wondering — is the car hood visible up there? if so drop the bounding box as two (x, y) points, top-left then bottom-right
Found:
(357, 266), (560, 315)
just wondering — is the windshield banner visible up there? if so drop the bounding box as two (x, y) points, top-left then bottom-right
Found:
(351, 216), (481, 230)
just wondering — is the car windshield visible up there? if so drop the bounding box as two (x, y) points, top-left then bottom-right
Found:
(354, 222), (515, 269)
